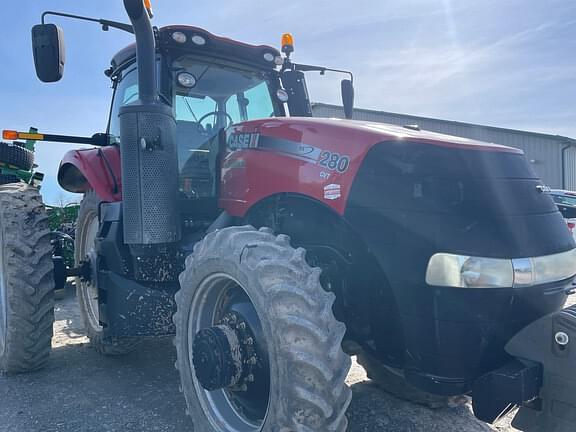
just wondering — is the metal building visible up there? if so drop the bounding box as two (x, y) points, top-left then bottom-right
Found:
(312, 103), (576, 190)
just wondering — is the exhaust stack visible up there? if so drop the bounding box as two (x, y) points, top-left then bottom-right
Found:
(119, 0), (181, 247)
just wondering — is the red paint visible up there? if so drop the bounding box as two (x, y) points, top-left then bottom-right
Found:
(219, 118), (522, 218)
(58, 145), (122, 202)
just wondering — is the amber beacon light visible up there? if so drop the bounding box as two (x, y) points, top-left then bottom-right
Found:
(281, 33), (294, 55)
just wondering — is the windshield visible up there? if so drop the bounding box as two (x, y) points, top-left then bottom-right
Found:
(169, 55), (277, 197)
(108, 57), (278, 198)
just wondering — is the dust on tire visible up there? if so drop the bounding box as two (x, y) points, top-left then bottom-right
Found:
(174, 226), (352, 431)
(0, 183), (54, 374)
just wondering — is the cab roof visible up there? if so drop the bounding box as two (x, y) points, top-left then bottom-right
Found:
(110, 25), (281, 72)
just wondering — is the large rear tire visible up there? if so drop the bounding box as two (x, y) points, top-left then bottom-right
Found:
(175, 226), (352, 432)
(0, 141), (34, 171)
(0, 183), (54, 374)
(75, 191), (139, 355)
(0, 174), (22, 186)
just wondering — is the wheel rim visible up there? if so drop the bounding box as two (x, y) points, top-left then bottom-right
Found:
(0, 224), (7, 354)
(79, 213), (100, 330)
(188, 273), (270, 432)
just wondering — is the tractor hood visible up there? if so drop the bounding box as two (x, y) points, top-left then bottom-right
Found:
(222, 116), (534, 221)
(232, 116), (522, 156)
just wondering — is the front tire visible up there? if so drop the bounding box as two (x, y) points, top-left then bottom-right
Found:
(0, 183), (54, 374)
(175, 226), (352, 431)
(75, 191), (138, 355)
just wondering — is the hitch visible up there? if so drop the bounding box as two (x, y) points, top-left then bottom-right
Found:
(505, 304), (576, 432)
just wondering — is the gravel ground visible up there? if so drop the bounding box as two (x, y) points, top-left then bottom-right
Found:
(2, 286), (566, 432)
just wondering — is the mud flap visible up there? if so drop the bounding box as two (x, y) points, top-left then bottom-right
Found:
(506, 304), (576, 432)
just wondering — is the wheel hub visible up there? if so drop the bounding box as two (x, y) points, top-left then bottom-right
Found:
(193, 312), (259, 391)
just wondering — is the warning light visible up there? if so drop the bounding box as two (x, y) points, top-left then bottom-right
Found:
(2, 130), (18, 140)
(2, 130), (44, 141)
(281, 33), (294, 55)
(143, 0), (154, 18)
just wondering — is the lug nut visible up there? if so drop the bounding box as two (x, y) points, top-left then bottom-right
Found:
(246, 374), (254, 383)
(237, 322), (246, 330)
(247, 356), (257, 365)
(244, 337), (253, 345)
(555, 331), (570, 346)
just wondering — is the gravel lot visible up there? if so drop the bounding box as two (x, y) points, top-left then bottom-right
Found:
(1, 287), (553, 432)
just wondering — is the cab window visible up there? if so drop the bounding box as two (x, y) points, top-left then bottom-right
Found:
(107, 67), (138, 144)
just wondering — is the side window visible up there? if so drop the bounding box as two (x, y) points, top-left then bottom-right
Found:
(108, 68), (138, 143)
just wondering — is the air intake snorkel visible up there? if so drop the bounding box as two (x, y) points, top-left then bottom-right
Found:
(119, 0), (181, 247)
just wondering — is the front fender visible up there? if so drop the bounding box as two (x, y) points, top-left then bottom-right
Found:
(57, 145), (122, 202)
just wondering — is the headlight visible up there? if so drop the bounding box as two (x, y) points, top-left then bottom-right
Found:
(276, 88), (289, 102)
(533, 251), (576, 285)
(191, 34), (206, 46)
(171, 31), (187, 44)
(426, 249), (576, 288)
(177, 72), (197, 88)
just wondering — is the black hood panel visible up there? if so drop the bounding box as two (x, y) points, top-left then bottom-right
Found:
(345, 141), (573, 259)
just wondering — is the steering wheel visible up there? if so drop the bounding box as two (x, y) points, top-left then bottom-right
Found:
(196, 111), (234, 133)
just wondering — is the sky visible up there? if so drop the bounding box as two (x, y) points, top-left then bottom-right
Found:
(1, 0), (575, 204)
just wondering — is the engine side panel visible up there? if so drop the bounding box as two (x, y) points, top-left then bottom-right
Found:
(219, 121), (371, 216)
(57, 145), (122, 202)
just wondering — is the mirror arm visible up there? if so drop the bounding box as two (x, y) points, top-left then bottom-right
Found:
(41, 11), (134, 34)
(293, 63), (354, 83)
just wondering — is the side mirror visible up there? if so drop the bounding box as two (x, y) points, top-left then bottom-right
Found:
(341, 79), (355, 120)
(32, 24), (65, 82)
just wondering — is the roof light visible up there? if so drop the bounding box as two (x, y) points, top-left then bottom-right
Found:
(191, 35), (207, 46)
(177, 72), (197, 88)
(172, 31), (187, 43)
(276, 89), (289, 102)
(263, 52), (275, 62)
(143, 0), (154, 18)
(281, 33), (294, 55)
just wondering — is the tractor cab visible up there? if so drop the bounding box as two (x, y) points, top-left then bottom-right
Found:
(107, 26), (287, 200)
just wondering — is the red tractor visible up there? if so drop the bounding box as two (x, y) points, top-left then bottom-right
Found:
(2, 1), (576, 431)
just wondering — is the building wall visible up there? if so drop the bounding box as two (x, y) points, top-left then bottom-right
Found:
(564, 146), (576, 190)
(311, 103), (576, 189)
